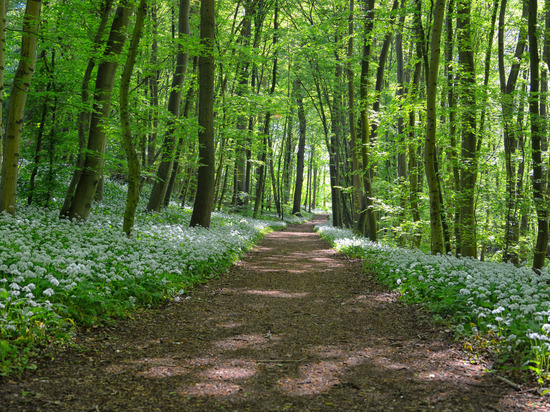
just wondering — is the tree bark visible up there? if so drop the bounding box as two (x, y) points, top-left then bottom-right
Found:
(67, 1), (133, 220)
(424, 0), (446, 254)
(395, 0), (407, 243)
(500, 0), (528, 264)
(120, 0), (147, 236)
(357, 0), (377, 240)
(529, 0), (548, 271)
(292, 84), (307, 215)
(457, 0), (478, 257)
(406, 0), (424, 247)
(190, 0), (215, 228)
(146, 0), (191, 212)
(60, 0), (114, 218)
(0, 0), (42, 215)
(254, 5), (278, 219)
(0, 0), (6, 172)
(233, 0), (257, 208)
(28, 50), (50, 206)
(347, 0), (362, 221)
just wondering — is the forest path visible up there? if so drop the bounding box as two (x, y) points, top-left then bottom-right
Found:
(0, 215), (544, 411)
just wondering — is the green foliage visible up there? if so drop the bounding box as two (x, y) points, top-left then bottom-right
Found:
(0, 181), (287, 376)
(317, 222), (550, 385)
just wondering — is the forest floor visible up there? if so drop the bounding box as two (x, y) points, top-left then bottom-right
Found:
(1, 215), (549, 411)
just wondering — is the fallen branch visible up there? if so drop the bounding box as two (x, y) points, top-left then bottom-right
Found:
(496, 375), (522, 391)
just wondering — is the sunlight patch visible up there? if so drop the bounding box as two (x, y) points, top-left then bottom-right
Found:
(242, 290), (309, 298)
(199, 365), (257, 380)
(277, 361), (342, 395)
(217, 321), (244, 329)
(140, 365), (189, 379)
(213, 333), (278, 350)
(105, 364), (133, 375)
(178, 382), (243, 397)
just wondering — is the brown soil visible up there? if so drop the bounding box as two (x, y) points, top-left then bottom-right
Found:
(1, 215), (548, 411)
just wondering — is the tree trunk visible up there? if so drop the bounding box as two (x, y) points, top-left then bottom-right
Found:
(370, 0), (399, 143)
(254, 5), (278, 219)
(407, 0), (424, 247)
(164, 62), (197, 207)
(347, 0), (362, 221)
(233, 1), (256, 208)
(500, 0), (528, 264)
(28, 51), (50, 206)
(146, 0), (191, 212)
(0, 0), (42, 215)
(357, 0), (377, 240)
(395, 1), (407, 243)
(60, 0), (114, 218)
(0, 0), (6, 171)
(444, 0), (462, 253)
(292, 85), (307, 215)
(424, 0), (446, 254)
(190, 0), (215, 228)
(147, 5), (160, 170)
(306, 145), (314, 212)
(457, 0), (478, 257)
(44, 85), (58, 208)
(529, 0), (548, 271)
(67, 1), (133, 220)
(120, 0), (147, 236)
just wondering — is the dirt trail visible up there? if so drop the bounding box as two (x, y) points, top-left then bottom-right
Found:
(0, 215), (547, 411)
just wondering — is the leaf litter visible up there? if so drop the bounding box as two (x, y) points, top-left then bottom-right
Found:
(0, 215), (547, 411)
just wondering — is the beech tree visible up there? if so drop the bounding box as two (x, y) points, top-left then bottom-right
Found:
(120, 0), (148, 236)
(2, 0), (550, 271)
(456, 0), (477, 257)
(66, 1), (134, 221)
(190, 0), (215, 228)
(0, 0), (6, 171)
(425, 0), (446, 254)
(0, 0), (42, 215)
(146, 0), (191, 213)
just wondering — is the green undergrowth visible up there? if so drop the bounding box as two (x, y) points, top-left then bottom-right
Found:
(0, 182), (290, 377)
(316, 222), (550, 388)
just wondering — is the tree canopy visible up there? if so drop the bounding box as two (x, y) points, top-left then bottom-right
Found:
(2, 0), (550, 269)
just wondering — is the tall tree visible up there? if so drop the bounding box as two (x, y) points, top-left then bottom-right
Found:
(254, 4), (279, 219)
(528, 0), (548, 271)
(190, 0), (215, 228)
(456, 0), (478, 257)
(120, 0), (148, 236)
(59, 0), (115, 218)
(146, 0), (191, 212)
(0, 0), (42, 215)
(292, 82), (307, 215)
(425, 0), (447, 254)
(66, 1), (134, 220)
(347, 0), (362, 220)
(0, 0), (6, 172)
(499, 0), (528, 264)
(232, 0), (257, 208)
(357, 0), (377, 239)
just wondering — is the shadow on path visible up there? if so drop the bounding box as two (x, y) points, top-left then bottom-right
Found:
(0, 215), (545, 411)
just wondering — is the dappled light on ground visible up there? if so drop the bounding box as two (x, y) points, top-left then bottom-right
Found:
(277, 361), (343, 396)
(213, 333), (279, 351)
(242, 289), (309, 298)
(0, 216), (543, 410)
(178, 381), (243, 397)
(218, 287), (309, 298)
